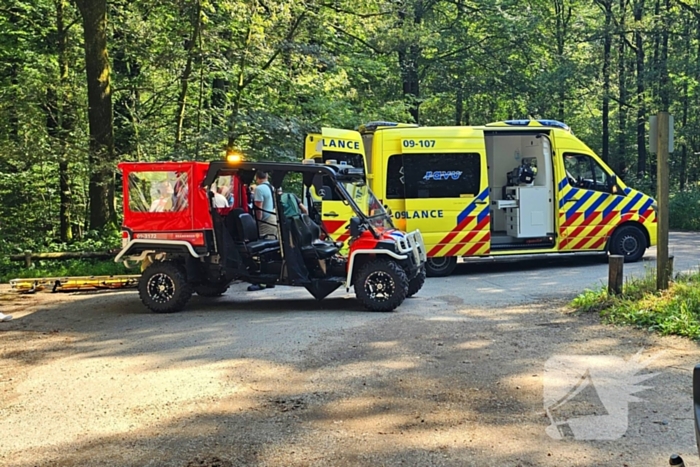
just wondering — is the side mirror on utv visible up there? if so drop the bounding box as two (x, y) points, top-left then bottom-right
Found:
(349, 216), (362, 238)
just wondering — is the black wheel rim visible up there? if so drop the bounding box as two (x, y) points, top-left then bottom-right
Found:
(427, 257), (450, 272)
(147, 272), (176, 303)
(364, 271), (396, 302)
(619, 234), (639, 256)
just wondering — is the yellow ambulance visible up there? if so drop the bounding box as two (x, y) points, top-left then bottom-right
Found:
(304, 120), (657, 277)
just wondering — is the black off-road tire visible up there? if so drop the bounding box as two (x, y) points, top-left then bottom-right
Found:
(354, 258), (409, 312)
(425, 256), (457, 277)
(407, 266), (426, 298)
(138, 261), (193, 313)
(193, 282), (230, 297)
(608, 224), (647, 263)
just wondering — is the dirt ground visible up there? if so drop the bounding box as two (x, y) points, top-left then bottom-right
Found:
(1, 281), (699, 467)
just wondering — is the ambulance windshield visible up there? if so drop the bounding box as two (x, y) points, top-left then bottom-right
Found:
(340, 180), (395, 231)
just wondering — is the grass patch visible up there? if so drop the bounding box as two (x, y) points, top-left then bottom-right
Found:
(570, 270), (700, 339)
(0, 258), (131, 283)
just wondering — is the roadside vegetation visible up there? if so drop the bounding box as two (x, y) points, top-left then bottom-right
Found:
(571, 270), (700, 339)
(0, 233), (126, 282)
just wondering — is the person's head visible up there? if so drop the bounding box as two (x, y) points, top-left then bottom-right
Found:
(158, 181), (173, 197)
(255, 171), (268, 184)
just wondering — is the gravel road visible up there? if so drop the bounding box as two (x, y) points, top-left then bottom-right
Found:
(2, 232), (700, 467)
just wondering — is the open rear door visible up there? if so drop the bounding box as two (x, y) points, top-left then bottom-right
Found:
(311, 128), (367, 247)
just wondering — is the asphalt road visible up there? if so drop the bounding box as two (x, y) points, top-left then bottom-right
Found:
(2, 231), (700, 467)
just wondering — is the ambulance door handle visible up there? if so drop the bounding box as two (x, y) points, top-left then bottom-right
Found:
(564, 198), (581, 203)
(323, 211), (339, 217)
(475, 200), (488, 205)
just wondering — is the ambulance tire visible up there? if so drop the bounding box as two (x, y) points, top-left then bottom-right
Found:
(609, 225), (646, 263)
(354, 258), (409, 312)
(139, 261), (193, 313)
(193, 282), (230, 298)
(425, 257), (457, 277)
(407, 266), (426, 298)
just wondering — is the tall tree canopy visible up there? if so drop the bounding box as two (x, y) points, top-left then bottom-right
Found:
(1, 0), (700, 250)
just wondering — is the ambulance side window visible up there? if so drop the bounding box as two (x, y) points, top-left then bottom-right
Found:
(386, 155), (406, 199)
(385, 153), (481, 199)
(564, 153), (611, 192)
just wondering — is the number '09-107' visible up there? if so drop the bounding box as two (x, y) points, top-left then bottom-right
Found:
(402, 139), (436, 148)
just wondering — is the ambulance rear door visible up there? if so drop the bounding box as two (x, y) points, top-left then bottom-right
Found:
(392, 134), (490, 258)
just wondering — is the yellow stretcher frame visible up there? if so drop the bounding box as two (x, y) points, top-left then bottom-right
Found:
(9, 275), (141, 293)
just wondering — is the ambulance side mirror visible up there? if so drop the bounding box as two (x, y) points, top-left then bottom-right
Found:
(608, 175), (619, 194)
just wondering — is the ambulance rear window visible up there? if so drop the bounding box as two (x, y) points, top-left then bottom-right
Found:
(386, 153), (481, 199)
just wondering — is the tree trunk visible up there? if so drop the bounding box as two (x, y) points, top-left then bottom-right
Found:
(554, 0), (570, 122)
(46, 0), (75, 242)
(617, 0), (628, 175)
(601, 0), (613, 163)
(398, 44), (421, 124)
(397, 3), (423, 124)
(659, 0), (670, 110)
(651, 0), (661, 100)
(75, 0), (115, 230)
(455, 87), (463, 125)
(634, 0), (646, 175)
(57, 0), (72, 241)
(7, 8), (21, 142)
(174, 0), (202, 149)
(113, 29), (141, 159)
(680, 16), (691, 190)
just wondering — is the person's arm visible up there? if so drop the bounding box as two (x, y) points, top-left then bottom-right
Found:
(253, 185), (265, 220)
(292, 194), (308, 215)
(254, 200), (263, 219)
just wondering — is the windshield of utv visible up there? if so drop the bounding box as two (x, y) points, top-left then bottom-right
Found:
(339, 180), (395, 231)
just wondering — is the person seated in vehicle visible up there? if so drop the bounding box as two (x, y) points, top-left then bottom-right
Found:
(210, 186), (229, 208)
(278, 187), (308, 219)
(253, 171), (277, 239)
(149, 181), (174, 212)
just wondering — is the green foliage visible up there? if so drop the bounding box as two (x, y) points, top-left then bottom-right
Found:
(669, 188), (700, 231)
(570, 270), (700, 339)
(3, 0), (700, 266)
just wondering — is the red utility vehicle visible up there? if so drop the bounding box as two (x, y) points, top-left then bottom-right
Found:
(115, 160), (426, 313)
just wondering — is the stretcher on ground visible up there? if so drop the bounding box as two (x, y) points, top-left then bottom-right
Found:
(9, 275), (141, 293)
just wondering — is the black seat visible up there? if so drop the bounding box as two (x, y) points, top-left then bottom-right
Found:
(302, 215), (344, 250)
(292, 216), (338, 260)
(225, 208), (246, 239)
(233, 212), (279, 256)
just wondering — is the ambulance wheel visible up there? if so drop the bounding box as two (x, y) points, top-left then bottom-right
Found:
(139, 261), (193, 313)
(609, 225), (646, 263)
(354, 258), (409, 312)
(407, 266), (426, 298)
(193, 282), (230, 297)
(425, 257), (457, 277)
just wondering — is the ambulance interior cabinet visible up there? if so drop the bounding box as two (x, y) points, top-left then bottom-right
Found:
(505, 186), (553, 238)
